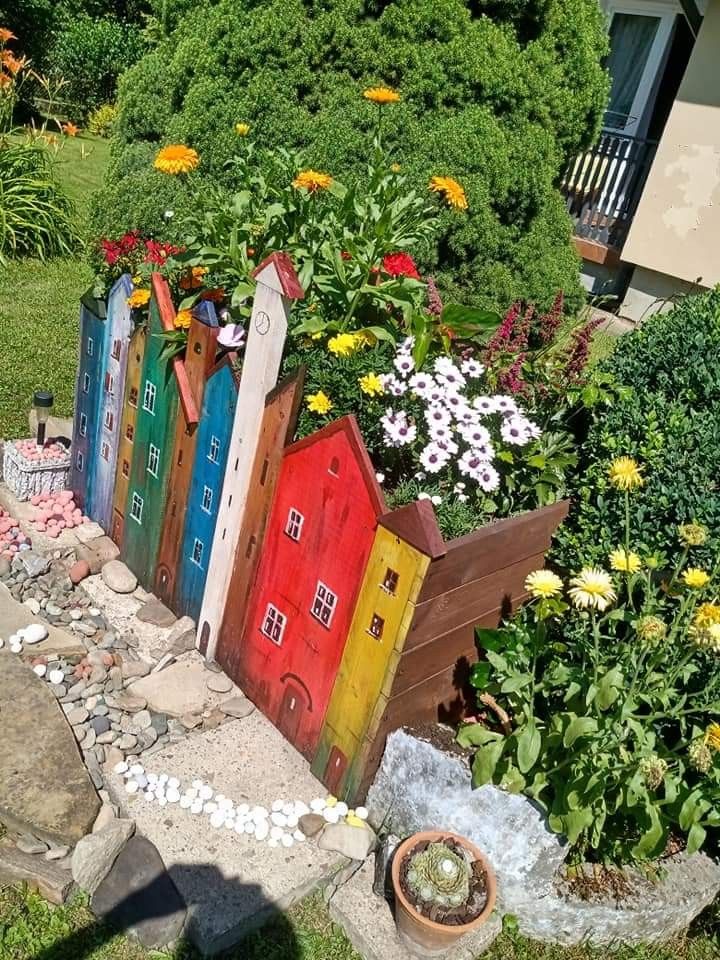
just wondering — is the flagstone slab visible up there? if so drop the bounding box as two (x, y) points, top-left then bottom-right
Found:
(0, 653), (100, 845)
(0, 583), (86, 659)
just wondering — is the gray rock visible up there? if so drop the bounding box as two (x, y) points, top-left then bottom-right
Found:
(81, 727), (97, 750)
(218, 696), (255, 719)
(136, 599), (176, 628)
(96, 730), (117, 745)
(89, 666), (107, 685)
(46, 602), (63, 617)
(94, 703), (109, 717)
(93, 805), (116, 833)
(23, 598), (41, 615)
(71, 819), (135, 894)
(45, 844), (70, 861)
(149, 713), (168, 736)
(91, 716), (111, 736)
(69, 609), (83, 621)
(206, 673), (233, 694)
(101, 560), (138, 594)
(318, 823), (376, 861)
(67, 707), (89, 726)
(16, 834), (49, 856)
(94, 745), (105, 764)
(121, 659), (151, 680)
(20, 552), (50, 579)
(118, 733), (138, 751)
(106, 665), (123, 692)
(73, 621), (98, 638)
(180, 713), (202, 730)
(298, 814), (325, 838)
(65, 680), (87, 702)
(137, 727), (158, 751)
(103, 746), (124, 771)
(107, 691), (147, 713)
(0, 557), (10, 577)
(166, 615), (196, 653)
(92, 836), (186, 949)
(133, 709), (152, 731)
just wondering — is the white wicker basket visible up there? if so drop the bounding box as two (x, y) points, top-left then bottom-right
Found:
(2, 439), (71, 501)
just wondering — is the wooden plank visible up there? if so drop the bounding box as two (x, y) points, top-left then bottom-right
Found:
(573, 235), (621, 268)
(0, 840), (74, 904)
(111, 325), (147, 546)
(418, 501), (568, 601)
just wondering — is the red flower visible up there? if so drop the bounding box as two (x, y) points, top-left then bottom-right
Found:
(382, 252), (420, 280)
(100, 239), (120, 266)
(340, 251), (352, 261)
(143, 239), (183, 266)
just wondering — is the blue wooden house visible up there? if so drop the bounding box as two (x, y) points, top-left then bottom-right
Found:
(69, 292), (107, 510)
(174, 354), (240, 621)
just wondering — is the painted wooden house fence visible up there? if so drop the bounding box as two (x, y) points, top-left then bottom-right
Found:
(69, 292), (107, 510)
(72, 255), (568, 802)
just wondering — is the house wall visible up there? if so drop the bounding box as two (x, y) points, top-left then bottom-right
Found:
(111, 325), (147, 546)
(621, 0), (720, 296)
(69, 297), (106, 510)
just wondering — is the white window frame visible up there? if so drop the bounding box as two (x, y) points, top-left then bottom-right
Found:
(201, 485), (213, 513)
(147, 443), (160, 478)
(111, 338), (121, 360)
(284, 508), (304, 542)
(104, 409), (114, 431)
(82, 373), (90, 394)
(130, 492), (143, 524)
(260, 603), (287, 646)
(76, 451), (84, 472)
(105, 372), (114, 395)
(101, 441), (110, 461)
(208, 435), (220, 463)
(79, 413), (87, 437)
(86, 337), (94, 357)
(368, 612), (385, 640)
(143, 380), (157, 414)
(311, 580), (337, 629)
(191, 537), (204, 567)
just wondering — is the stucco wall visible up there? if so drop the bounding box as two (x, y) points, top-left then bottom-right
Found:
(622, 0), (720, 287)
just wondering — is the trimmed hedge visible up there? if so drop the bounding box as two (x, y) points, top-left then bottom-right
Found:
(91, 0), (609, 312)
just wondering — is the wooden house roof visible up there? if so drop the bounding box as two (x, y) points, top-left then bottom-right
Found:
(379, 498), (446, 559)
(252, 252), (305, 300)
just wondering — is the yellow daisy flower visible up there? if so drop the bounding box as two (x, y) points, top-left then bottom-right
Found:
(429, 175), (468, 210)
(568, 567), (617, 612)
(363, 86), (401, 104)
(327, 333), (359, 357)
(694, 603), (720, 631)
(126, 288), (151, 308)
(153, 144), (200, 175)
(390, 163), (402, 173)
(292, 169), (333, 193)
(705, 723), (720, 752)
(235, 122), (250, 136)
(358, 373), (384, 397)
(174, 309), (193, 330)
(683, 567), (710, 589)
(609, 548), (642, 574)
(608, 456), (644, 491)
(307, 391), (333, 415)
(524, 569), (563, 599)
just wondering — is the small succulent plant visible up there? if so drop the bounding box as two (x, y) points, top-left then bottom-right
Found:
(406, 841), (471, 908)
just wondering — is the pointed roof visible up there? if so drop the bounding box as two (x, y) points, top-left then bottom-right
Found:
(379, 499), (446, 559)
(151, 273), (200, 426)
(252, 252), (305, 300)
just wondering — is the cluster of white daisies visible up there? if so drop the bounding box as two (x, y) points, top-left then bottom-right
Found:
(379, 338), (540, 497)
(114, 760), (368, 850)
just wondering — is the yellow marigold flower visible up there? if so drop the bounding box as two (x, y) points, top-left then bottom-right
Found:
(327, 333), (359, 357)
(524, 569), (563, 599)
(694, 603), (720, 631)
(358, 373), (384, 397)
(609, 547), (642, 574)
(363, 86), (401, 105)
(307, 391), (333, 414)
(705, 723), (720, 753)
(608, 456), (644, 491)
(235, 122), (250, 136)
(568, 567), (617, 612)
(683, 567), (710, 589)
(292, 169), (333, 193)
(390, 163), (402, 173)
(174, 308), (193, 330)
(154, 144), (200, 175)
(179, 265), (208, 291)
(126, 288), (151, 308)
(429, 175), (468, 210)
(679, 523), (708, 547)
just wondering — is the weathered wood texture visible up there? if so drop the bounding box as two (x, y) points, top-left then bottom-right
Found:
(110, 324), (147, 547)
(69, 294), (106, 511)
(88, 275), (134, 532)
(215, 370), (304, 670)
(155, 317), (219, 607)
(0, 840), (74, 904)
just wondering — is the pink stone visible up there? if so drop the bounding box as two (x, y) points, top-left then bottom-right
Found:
(57, 520), (66, 530)
(34, 522), (46, 532)
(30, 494), (41, 505)
(16, 534), (27, 544)
(69, 559), (90, 584)
(58, 491), (74, 504)
(46, 528), (59, 539)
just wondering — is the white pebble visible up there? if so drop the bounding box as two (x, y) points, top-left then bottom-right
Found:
(271, 812), (287, 827)
(355, 806), (368, 820)
(215, 793), (225, 803)
(192, 778), (203, 789)
(157, 795), (167, 807)
(180, 796), (192, 809)
(224, 818), (236, 830)
(255, 821), (270, 841)
(270, 826), (284, 841)
(147, 772), (158, 784)
(166, 789), (180, 803)
(135, 774), (148, 789)
(21, 623), (48, 644)
(251, 806), (268, 823)
(143, 791), (155, 802)
(130, 763), (144, 775)
(113, 761), (129, 775)
(33, 664), (47, 678)
(219, 797), (234, 811)
(336, 802), (349, 816)
(286, 814), (298, 829)
(167, 777), (180, 790)
(282, 802), (295, 817)
(234, 821), (246, 835)
(48, 669), (65, 685)
(281, 833), (294, 848)
(268, 838), (279, 848)
(210, 811), (225, 829)
(244, 821), (255, 834)
(125, 780), (139, 794)
(10, 643), (23, 654)
(236, 803), (250, 816)
(184, 787), (197, 800)
(158, 773), (169, 785)
(191, 801), (204, 814)
(271, 799), (285, 812)
(199, 785), (213, 801)
(323, 808), (340, 824)
(123, 769), (134, 779)
(310, 798), (326, 813)
(203, 801), (218, 814)
(293, 830), (306, 842)
(294, 801), (310, 817)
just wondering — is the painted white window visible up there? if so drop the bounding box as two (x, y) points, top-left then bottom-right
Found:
(285, 508), (304, 542)
(79, 413), (87, 437)
(143, 380), (156, 414)
(104, 409), (114, 432)
(121, 459), (130, 478)
(111, 338), (121, 360)
(104, 371), (114, 394)
(101, 441), (110, 461)
(382, 568), (399, 595)
(261, 603), (287, 646)
(76, 451), (84, 472)
(86, 337), (94, 356)
(201, 485), (213, 513)
(368, 613), (385, 640)
(311, 581), (337, 629)
(191, 537), (204, 567)
(128, 386), (138, 408)
(208, 435), (220, 463)
(82, 373), (90, 394)
(130, 492), (144, 524)
(147, 443), (160, 478)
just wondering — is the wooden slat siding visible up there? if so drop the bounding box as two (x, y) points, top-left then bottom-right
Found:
(418, 501), (569, 602)
(111, 324), (147, 547)
(215, 370), (304, 675)
(155, 318), (219, 607)
(69, 298), (106, 511)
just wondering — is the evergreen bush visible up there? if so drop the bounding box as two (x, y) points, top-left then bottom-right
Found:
(91, 0), (609, 311)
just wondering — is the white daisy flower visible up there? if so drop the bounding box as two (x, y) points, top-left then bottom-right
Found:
(461, 357), (485, 378)
(419, 443), (451, 474)
(458, 423), (491, 447)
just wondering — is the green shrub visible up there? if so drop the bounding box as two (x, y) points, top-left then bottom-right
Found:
(87, 102), (118, 137)
(46, 14), (145, 116)
(0, 138), (79, 263)
(91, 0), (609, 312)
(555, 289), (720, 571)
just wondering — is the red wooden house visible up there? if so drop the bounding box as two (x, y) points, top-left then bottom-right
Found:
(237, 416), (385, 760)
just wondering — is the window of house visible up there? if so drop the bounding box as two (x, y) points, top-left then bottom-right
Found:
(121, 459), (130, 478)
(382, 568), (399, 595)
(130, 492), (143, 524)
(143, 380), (156, 414)
(128, 386), (138, 408)
(201, 485), (213, 513)
(368, 613), (384, 639)
(86, 337), (94, 357)
(261, 603), (287, 646)
(191, 537), (204, 567)
(311, 581), (337, 628)
(147, 443), (160, 478)
(104, 371), (114, 394)
(101, 441), (110, 461)
(208, 435), (220, 463)
(104, 409), (114, 432)
(79, 413), (87, 437)
(82, 373), (90, 394)
(111, 339), (121, 360)
(126, 423), (134, 442)
(285, 508), (304, 542)
(76, 451), (84, 472)
(329, 456), (340, 476)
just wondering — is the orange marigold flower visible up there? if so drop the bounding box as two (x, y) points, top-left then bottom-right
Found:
(154, 144), (200, 175)
(292, 169), (333, 193)
(179, 265), (208, 291)
(174, 309), (193, 330)
(0, 28), (16, 43)
(62, 122), (79, 137)
(127, 288), (151, 309)
(200, 287), (226, 303)
(429, 175), (468, 210)
(363, 86), (401, 105)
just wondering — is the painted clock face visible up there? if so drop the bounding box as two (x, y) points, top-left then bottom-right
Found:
(254, 310), (270, 335)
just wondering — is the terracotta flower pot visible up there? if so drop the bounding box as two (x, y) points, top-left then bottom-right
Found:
(390, 830), (497, 956)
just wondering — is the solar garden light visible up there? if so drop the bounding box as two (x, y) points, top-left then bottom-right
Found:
(33, 390), (54, 447)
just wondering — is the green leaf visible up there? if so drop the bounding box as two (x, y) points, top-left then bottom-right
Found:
(632, 806), (665, 859)
(475, 628), (506, 652)
(596, 667), (623, 711)
(471, 740), (505, 787)
(679, 791), (702, 831)
(500, 674), (531, 694)
(456, 723), (503, 749)
(469, 662), (492, 690)
(687, 821), (707, 856)
(517, 719), (542, 774)
(563, 716), (598, 748)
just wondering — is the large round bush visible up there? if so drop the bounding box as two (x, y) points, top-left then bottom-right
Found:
(91, 0), (609, 312)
